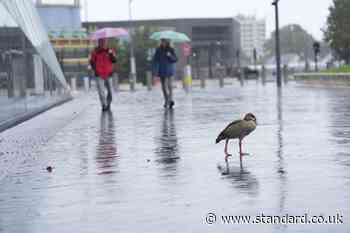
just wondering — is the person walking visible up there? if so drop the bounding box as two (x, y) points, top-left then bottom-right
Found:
(152, 39), (178, 108)
(89, 38), (117, 112)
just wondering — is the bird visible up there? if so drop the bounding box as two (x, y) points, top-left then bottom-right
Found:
(216, 113), (257, 163)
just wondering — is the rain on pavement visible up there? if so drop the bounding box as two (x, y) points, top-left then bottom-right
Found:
(1, 80), (350, 232)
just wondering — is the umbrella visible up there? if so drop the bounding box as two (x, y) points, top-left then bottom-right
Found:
(90, 27), (129, 40)
(150, 30), (191, 43)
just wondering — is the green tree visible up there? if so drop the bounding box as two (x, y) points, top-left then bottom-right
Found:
(110, 26), (159, 83)
(324, 0), (350, 64)
(133, 26), (159, 84)
(265, 24), (315, 60)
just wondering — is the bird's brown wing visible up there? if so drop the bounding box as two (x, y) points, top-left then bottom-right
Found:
(216, 120), (243, 143)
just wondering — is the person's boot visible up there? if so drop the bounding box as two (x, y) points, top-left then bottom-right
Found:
(163, 100), (168, 108)
(169, 100), (175, 109)
(102, 105), (109, 112)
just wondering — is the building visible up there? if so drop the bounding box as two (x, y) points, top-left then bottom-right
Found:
(35, 0), (81, 31)
(48, 29), (92, 80)
(83, 18), (241, 79)
(0, 1), (70, 131)
(236, 15), (266, 63)
(35, 0), (91, 83)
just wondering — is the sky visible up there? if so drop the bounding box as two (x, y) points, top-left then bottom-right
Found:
(82, 0), (333, 40)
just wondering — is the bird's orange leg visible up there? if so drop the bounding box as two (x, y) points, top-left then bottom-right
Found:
(239, 139), (249, 157)
(224, 139), (232, 162)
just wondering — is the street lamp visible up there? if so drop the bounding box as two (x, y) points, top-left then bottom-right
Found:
(313, 41), (320, 72)
(208, 42), (214, 79)
(216, 41), (222, 66)
(128, 0), (137, 91)
(253, 48), (257, 70)
(272, 0), (282, 87)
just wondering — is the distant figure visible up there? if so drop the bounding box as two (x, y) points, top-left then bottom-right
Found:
(152, 39), (178, 108)
(89, 38), (117, 111)
(216, 113), (257, 163)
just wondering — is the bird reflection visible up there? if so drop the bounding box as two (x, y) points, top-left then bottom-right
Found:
(96, 111), (118, 176)
(154, 109), (179, 176)
(217, 162), (259, 196)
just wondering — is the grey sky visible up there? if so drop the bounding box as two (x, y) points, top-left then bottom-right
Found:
(83, 0), (333, 40)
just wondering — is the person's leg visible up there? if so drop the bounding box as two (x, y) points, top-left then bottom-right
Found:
(160, 77), (169, 107)
(96, 77), (107, 109)
(104, 78), (112, 109)
(168, 76), (174, 108)
(168, 76), (173, 101)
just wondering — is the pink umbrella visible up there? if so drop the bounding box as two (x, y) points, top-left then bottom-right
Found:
(90, 27), (129, 40)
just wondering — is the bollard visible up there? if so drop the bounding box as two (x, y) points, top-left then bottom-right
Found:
(219, 68), (224, 88)
(113, 73), (119, 92)
(239, 68), (244, 86)
(70, 77), (77, 92)
(130, 57), (136, 92)
(261, 66), (266, 85)
(84, 76), (89, 92)
(183, 65), (192, 91)
(146, 71), (152, 91)
(200, 74), (206, 89)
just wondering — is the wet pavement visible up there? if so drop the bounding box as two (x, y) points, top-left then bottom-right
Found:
(1, 80), (350, 232)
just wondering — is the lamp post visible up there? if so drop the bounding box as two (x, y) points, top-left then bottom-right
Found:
(216, 41), (222, 65)
(272, 0), (282, 87)
(208, 42), (213, 79)
(128, 0), (137, 91)
(253, 48), (257, 70)
(313, 41), (320, 72)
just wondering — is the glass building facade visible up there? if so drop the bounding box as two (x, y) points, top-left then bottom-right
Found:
(0, 0), (71, 131)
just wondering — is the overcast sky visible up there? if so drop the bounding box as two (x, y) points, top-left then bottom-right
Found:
(83, 0), (333, 40)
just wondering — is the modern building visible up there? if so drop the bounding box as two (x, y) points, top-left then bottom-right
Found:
(35, 0), (91, 83)
(35, 0), (81, 31)
(48, 29), (92, 81)
(0, 1), (70, 131)
(83, 18), (241, 79)
(236, 15), (266, 63)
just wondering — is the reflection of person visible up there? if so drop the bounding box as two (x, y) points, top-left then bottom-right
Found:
(96, 111), (118, 175)
(89, 38), (117, 112)
(152, 39), (178, 108)
(155, 110), (179, 167)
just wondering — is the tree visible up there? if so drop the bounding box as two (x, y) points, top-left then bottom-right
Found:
(324, 0), (350, 64)
(265, 24), (315, 60)
(133, 26), (158, 84)
(108, 26), (159, 83)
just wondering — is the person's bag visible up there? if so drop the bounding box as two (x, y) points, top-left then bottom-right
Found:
(167, 52), (178, 63)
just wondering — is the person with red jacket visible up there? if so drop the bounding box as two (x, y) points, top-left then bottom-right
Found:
(89, 38), (117, 111)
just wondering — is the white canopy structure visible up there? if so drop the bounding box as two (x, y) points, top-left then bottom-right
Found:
(0, 0), (69, 90)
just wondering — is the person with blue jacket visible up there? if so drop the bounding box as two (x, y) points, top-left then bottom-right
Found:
(153, 39), (178, 108)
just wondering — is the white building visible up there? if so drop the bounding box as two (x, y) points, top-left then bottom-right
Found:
(236, 15), (266, 63)
(35, 0), (81, 31)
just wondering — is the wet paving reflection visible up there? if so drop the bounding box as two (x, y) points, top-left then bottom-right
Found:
(96, 111), (118, 176)
(217, 163), (259, 197)
(1, 81), (350, 232)
(154, 109), (180, 177)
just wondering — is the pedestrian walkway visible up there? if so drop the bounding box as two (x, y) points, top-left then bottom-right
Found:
(1, 81), (350, 233)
